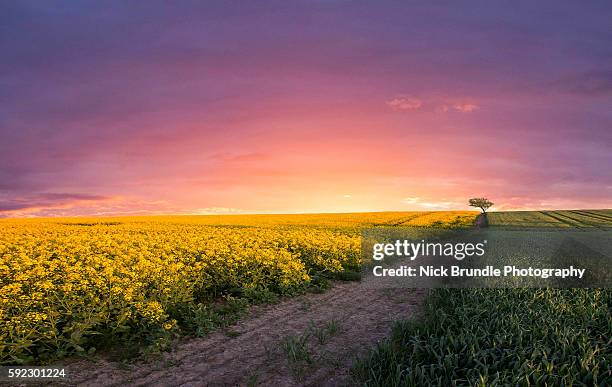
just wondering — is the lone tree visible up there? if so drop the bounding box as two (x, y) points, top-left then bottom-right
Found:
(469, 197), (494, 213)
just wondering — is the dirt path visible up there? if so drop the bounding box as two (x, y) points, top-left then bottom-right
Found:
(64, 283), (425, 386)
(475, 213), (488, 228)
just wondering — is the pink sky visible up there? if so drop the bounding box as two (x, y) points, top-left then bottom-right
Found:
(1, 2), (611, 217)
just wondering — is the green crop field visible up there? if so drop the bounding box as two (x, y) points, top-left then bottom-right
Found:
(353, 210), (612, 386)
(488, 210), (612, 228)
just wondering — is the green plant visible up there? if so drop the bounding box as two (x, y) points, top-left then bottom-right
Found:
(281, 332), (313, 366)
(353, 288), (612, 386)
(310, 319), (340, 345)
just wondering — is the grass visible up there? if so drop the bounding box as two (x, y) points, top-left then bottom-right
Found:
(353, 210), (612, 386)
(311, 319), (341, 345)
(282, 332), (313, 366)
(281, 318), (343, 377)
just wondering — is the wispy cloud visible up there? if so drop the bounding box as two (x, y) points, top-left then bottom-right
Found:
(0, 195), (185, 218)
(387, 96), (479, 113)
(186, 207), (247, 215)
(401, 196), (462, 210)
(452, 103), (479, 113)
(417, 201), (460, 210)
(0, 193), (108, 213)
(386, 97), (423, 111)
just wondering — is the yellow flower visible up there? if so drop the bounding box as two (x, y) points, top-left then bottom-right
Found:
(163, 320), (177, 330)
(0, 211), (476, 362)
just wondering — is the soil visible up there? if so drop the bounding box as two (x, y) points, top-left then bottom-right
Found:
(62, 282), (426, 386)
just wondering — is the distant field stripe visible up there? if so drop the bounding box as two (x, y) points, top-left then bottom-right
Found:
(378, 213), (427, 226)
(576, 210), (612, 221)
(568, 211), (612, 226)
(378, 212), (432, 226)
(539, 211), (586, 228)
(553, 211), (609, 228)
(550, 211), (594, 227)
(576, 209), (612, 219)
(393, 212), (431, 226)
(487, 211), (568, 227)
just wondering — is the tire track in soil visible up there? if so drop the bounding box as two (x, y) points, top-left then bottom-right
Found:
(539, 211), (588, 229)
(389, 212), (430, 227)
(64, 282), (426, 387)
(557, 211), (610, 229)
(573, 210), (612, 223)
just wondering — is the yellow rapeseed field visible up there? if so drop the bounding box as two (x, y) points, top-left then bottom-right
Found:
(0, 211), (475, 363)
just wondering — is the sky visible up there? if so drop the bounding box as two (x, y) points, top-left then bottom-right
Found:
(1, 1), (612, 217)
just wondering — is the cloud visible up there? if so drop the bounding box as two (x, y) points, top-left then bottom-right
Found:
(387, 96), (479, 113)
(386, 97), (422, 111)
(417, 201), (460, 210)
(452, 103), (479, 113)
(186, 207), (247, 215)
(0, 192), (108, 212)
(0, 196), (189, 218)
(1, 3), (609, 216)
(401, 196), (463, 210)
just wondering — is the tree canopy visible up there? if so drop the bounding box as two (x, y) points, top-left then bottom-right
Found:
(469, 198), (494, 213)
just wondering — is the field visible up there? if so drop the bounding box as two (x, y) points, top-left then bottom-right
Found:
(488, 209), (612, 228)
(0, 211), (475, 364)
(2, 209), (610, 384)
(353, 210), (612, 386)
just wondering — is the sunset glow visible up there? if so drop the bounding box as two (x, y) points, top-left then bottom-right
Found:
(2, 2), (611, 217)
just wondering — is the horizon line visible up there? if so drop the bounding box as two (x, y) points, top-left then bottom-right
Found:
(1, 208), (611, 220)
